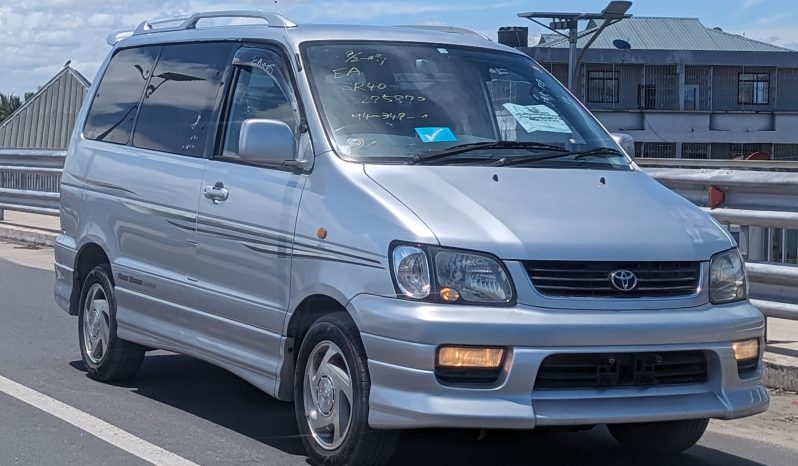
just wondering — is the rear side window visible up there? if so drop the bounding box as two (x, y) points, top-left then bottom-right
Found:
(133, 42), (234, 157)
(84, 47), (159, 144)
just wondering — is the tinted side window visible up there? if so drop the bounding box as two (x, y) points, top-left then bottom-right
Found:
(133, 42), (234, 157)
(223, 58), (298, 157)
(84, 47), (159, 144)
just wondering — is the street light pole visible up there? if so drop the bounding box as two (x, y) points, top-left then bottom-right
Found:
(518, 1), (633, 93)
(567, 22), (578, 90)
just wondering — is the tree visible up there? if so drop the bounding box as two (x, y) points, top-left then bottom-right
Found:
(0, 93), (24, 123)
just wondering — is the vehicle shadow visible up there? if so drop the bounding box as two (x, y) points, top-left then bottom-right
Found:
(72, 353), (766, 466)
(390, 429), (767, 466)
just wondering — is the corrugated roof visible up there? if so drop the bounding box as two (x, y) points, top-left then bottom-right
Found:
(538, 33), (564, 44)
(535, 17), (792, 52)
(0, 67), (90, 150)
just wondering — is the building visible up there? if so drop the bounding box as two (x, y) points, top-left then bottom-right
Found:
(517, 17), (798, 160)
(0, 65), (90, 150)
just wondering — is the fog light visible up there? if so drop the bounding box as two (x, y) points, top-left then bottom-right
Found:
(732, 339), (759, 361)
(437, 346), (505, 368)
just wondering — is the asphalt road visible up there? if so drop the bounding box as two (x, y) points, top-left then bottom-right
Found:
(0, 243), (796, 466)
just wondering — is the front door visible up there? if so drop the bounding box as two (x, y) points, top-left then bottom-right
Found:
(193, 47), (306, 379)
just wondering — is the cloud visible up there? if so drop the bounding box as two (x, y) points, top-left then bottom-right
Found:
(0, 1), (312, 95)
(741, 0), (765, 7)
(300, 1), (520, 22)
(0, 0), (515, 96)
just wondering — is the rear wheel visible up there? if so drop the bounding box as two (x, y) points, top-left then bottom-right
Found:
(294, 313), (398, 466)
(78, 264), (145, 382)
(607, 418), (709, 454)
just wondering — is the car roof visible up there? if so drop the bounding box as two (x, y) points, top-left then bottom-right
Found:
(115, 20), (525, 57)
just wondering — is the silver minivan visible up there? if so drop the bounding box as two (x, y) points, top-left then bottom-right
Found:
(54, 11), (768, 465)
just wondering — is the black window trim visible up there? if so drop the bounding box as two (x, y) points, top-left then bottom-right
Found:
(737, 71), (770, 106)
(211, 40), (311, 173)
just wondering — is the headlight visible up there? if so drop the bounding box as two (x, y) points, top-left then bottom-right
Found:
(433, 249), (513, 303)
(709, 248), (747, 304)
(392, 245), (431, 299)
(390, 243), (514, 304)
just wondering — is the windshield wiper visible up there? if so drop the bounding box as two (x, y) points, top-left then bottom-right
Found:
(500, 146), (626, 166)
(410, 141), (568, 165)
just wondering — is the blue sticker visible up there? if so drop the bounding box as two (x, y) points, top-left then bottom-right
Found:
(415, 127), (457, 143)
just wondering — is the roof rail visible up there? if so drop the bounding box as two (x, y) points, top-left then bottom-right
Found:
(396, 25), (491, 41)
(133, 10), (297, 37)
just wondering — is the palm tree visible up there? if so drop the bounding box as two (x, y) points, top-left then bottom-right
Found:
(0, 93), (23, 124)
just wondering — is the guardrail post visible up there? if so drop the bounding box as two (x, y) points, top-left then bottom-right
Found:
(748, 227), (765, 261)
(739, 225), (750, 260)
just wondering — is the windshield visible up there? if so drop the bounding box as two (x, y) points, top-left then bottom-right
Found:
(303, 42), (630, 168)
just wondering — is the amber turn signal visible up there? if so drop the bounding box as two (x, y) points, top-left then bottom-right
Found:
(439, 287), (460, 302)
(437, 346), (505, 368)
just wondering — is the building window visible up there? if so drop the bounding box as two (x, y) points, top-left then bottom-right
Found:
(730, 143), (766, 159)
(587, 70), (619, 103)
(637, 84), (656, 109)
(682, 143), (709, 159)
(641, 142), (676, 159)
(738, 73), (769, 105)
(775, 144), (798, 161)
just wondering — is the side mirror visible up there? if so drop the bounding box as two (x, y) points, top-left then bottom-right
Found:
(611, 132), (635, 159)
(239, 119), (296, 165)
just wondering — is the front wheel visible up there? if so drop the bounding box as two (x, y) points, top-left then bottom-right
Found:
(294, 313), (398, 466)
(607, 418), (709, 454)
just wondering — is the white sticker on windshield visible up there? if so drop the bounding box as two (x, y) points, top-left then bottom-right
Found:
(502, 103), (571, 133)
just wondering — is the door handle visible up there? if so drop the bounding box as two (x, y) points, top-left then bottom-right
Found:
(203, 182), (229, 204)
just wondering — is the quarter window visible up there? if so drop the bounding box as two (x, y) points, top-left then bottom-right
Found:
(133, 42), (234, 157)
(587, 70), (619, 104)
(738, 73), (769, 105)
(84, 47), (159, 144)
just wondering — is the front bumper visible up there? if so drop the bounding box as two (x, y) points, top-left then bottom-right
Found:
(54, 234), (77, 315)
(347, 294), (769, 430)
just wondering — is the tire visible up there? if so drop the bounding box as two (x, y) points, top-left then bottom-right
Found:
(77, 264), (145, 382)
(607, 418), (709, 454)
(294, 313), (399, 466)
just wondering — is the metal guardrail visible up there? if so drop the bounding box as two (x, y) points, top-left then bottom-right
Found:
(0, 149), (64, 217)
(636, 157), (798, 171)
(646, 163), (798, 321)
(0, 149), (795, 320)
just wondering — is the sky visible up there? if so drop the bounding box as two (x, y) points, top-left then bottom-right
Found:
(1, 0), (797, 96)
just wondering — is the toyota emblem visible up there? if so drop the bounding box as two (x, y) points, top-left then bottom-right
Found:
(610, 270), (638, 291)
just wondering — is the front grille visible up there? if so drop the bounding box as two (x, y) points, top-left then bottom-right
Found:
(535, 351), (708, 390)
(524, 261), (700, 298)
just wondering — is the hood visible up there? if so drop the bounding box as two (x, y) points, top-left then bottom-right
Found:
(365, 165), (734, 261)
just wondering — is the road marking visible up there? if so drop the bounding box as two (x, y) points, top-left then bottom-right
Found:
(0, 374), (199, 466)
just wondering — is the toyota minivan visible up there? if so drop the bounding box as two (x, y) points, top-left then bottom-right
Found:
(54, 11), (768, 465)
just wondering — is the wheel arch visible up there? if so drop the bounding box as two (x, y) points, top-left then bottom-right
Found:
(69, 241), (111, 316)
(276, 293), (360, 401)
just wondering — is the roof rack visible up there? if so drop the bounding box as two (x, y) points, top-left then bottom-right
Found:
(132, 10), (297, 37)
(396, 25), (491, 41)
